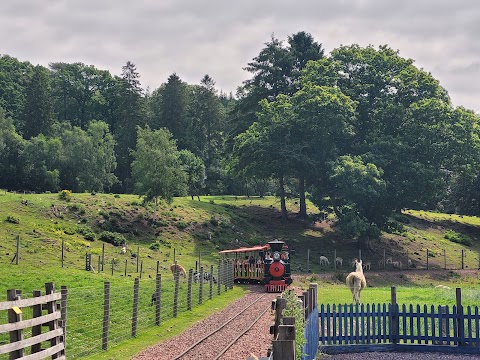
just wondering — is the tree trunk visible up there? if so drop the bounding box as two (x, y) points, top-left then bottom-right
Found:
(279, 175), (288, 220)
(299, 176), (307, 218)
(330, 195), (343, 220)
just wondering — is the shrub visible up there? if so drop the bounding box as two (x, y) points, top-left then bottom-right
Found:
(444, 230), (473, 246)
(99, 231), (126, 246)
(58, 190), (72, 202)
(6, 215), (19, 224)
(67, 203), (86, 214)
(114, 194), (120, 198)
(149, 241), (160, 251)
(210, 216), (219, 227)
(282, 289), (306, 360)
(176, 221), (188, 230)
(77, 225), (96, 241)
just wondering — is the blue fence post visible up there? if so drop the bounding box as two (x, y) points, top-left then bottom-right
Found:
(302, 283), (318, 360)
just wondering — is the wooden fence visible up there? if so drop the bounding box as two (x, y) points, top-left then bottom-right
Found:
(0, 282), (67, 359)
(269, 283), (319, 360)
(319, 287), (480, 354)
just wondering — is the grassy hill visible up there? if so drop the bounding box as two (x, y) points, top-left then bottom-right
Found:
(1, 191), (480, 358)
(1, 190), (480, 293)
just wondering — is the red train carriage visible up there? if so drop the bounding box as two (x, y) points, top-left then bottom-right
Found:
(219, 239), (292, 292)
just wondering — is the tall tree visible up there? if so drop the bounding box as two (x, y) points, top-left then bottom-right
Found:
(131, 126), (187, 205)
(21, 65), (55, 139)
(0, 107), (25, 189)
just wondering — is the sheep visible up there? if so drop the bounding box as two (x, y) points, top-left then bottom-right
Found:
(319, 256), (330, 266)
(335, 257), (343, 267)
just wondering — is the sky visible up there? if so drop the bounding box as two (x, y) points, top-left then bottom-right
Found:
(1, 0), (479, 112)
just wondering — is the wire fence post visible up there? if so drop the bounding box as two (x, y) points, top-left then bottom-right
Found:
(16, 234), (20, 265)
(217, 260), (221, 295)
(101, 243), (105, 272)
(102, 282), (110, 350)
(173, 272), (179, 318)
(124, 259), (127, 277)
(199, 266), (204, 305)
(111, 259), (114, 275)
(136, 246), (140, 273)
(209, 264), (214, 300)
(132, 278), (139, 337)
(187, 269), (193, 311)
(155, 273), (162, 326)
(461, 249), (465, 270)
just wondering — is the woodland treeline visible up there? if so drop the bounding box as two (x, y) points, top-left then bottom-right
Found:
(1, 32), (479, 238)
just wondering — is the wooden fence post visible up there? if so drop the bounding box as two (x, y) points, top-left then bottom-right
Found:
(111, 259), (114, 276)
(61, 285), (68, 349)
(173, 272), (179, 318)
(209, 265), (214, 300)
(140, 261), (143, 279)
(7, 289), (24, 359)
(155, 273), (162, 326)
(461, 250), (465, 270)
(97, 256), (101, 273)
(187, 269), (193, 311)
(156, 260), (160, 275)
(102, 282), (110, 350)
(15, 235), (20, 265)
(273, 297), (287, 339)
(391, 286), (398, 344)
(217, 260), (221, 295)
(273, 324), (296, 360)
(132, 278), (139, 337)
(124, 259), (128, 277)
(101, 243), (105, 272)
(31, 290), (42, 354)
(456, 288), (464, 346)
(45, 282), (61, 359)
(136, 246), (140, 273)
(199, 266), (204, 305)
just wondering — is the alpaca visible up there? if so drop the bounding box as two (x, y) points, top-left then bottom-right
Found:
(362, 261), (371, 270)
(335, 257), (343, 267)
(170, 263), (187, 278)
(346, 259), (367, 304)
(319, 256), (330, 266)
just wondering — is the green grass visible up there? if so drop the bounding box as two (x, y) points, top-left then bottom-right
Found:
(2, 191), (480, 358)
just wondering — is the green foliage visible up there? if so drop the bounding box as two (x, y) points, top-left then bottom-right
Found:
(149, 241), (160, 251)
(58, 190), (72, 202)
(6, 215), (19, 224)
(175, 221), (188, 230)
(76, 225), (96, 241)
(98, 231), (126, 246)
(444, 230), (473, 246)
(67, 203), (85, 214)
(282, 289), (306, 360)
(131, 127), (187, 204)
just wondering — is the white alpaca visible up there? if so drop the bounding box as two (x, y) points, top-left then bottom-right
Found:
(319, 256), (330, 266)
(362, 261), (371, 270)
(335, 257), (343, 267)
(386, 257), (393, 264)
(346, 259), (367, 304)
(120, 246), (126, 254)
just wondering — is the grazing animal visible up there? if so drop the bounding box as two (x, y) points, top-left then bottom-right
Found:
(393, 260), (403, 269)
(170, 263), (187, 278)
(362, 261), (371, 271)
(120, 246), (126, 254)
(386, 257), (393, 265)
(193, 271), (217, 284)
(319, 256), (330, 266)
(335, 257), (343, 267)
(346, 259), (367, 304)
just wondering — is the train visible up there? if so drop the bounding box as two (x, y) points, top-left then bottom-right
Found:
(219, 239), (292, 292)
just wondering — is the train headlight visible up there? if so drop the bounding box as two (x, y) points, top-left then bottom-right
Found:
(273, 251), (280, 261)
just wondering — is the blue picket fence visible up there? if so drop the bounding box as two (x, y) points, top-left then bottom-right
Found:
(302, 306), (319, 360)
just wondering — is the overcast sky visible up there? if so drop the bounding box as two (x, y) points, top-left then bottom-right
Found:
(1, 0), (479, 112)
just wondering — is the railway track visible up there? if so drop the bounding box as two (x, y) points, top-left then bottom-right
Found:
(172, 293), (275, 360)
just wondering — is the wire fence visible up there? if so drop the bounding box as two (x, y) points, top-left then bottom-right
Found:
(0, 262), (235, 359)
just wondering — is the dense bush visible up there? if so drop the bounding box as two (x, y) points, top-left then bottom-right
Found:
(282, 289), (306, 360)
(99, 231), (126, 246)
(67, 203), (86, 214)
(77, 225), (96, 241)
(444, 230), (473, 246)
(58, 189), (72, 202)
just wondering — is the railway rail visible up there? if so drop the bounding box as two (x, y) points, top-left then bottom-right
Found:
(172, 293), (275, 360)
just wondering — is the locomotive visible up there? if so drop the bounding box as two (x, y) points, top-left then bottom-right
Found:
(219, 239), (292, 292)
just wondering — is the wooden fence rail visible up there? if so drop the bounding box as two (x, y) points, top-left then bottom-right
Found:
(0, 282), (66, 360)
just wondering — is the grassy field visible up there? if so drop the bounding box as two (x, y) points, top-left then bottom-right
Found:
(1, 191), (480, 358)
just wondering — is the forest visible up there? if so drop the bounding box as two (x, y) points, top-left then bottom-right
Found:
(1, 31), (479, 240)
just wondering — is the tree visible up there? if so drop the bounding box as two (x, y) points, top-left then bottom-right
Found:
(178, 149), (205, 200)
(21, 65), (55, 139)
(131, 127), (187, 204)
(0, 107), (25, 190)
